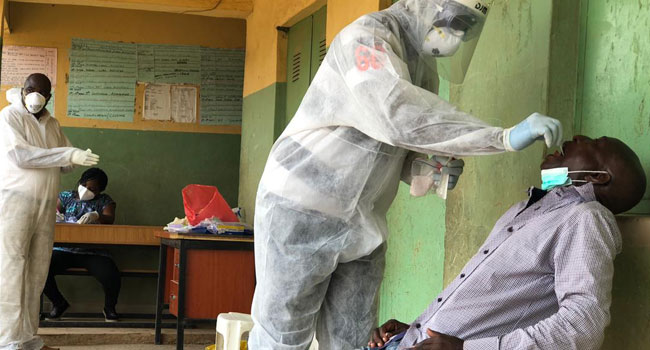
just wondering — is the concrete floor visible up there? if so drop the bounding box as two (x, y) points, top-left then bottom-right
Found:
(40, 327), (215, 348)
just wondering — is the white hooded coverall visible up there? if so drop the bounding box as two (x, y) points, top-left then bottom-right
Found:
(0, 88), (78, 350)
(250, 1), (508, 349)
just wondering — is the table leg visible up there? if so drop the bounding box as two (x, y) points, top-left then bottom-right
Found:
(176, 241), (187, 350)
(155, 243), (168, 345)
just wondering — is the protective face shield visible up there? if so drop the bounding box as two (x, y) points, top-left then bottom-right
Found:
(78, 184), (96, 201)
(540, 167), (609, 191)
(23, 91), (47, 114)
(428, 0), (490, 83)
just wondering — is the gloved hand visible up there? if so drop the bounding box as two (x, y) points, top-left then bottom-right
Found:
(505, 113), (563, 151)
(410, 156), (464, 197)
(71, 149), (100, 166)
(77, 211), (99, 224)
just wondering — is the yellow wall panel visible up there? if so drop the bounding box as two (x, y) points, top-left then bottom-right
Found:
(1, 2), (245, 134)
(325, 0), (386, 46)
(243, 0), (384, 96)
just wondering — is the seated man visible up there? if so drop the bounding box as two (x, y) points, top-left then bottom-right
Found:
(367, 135), (646, 350)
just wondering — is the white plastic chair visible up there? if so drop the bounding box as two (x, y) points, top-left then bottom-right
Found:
(215, 312), (319, 350)
(216, 312), (254, 350)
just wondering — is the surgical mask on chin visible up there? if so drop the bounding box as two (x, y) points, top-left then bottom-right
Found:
(541, 167), (609, 191)
(78, 184), (96, 201)
(421, 26), (463, 57)
(23, 92), (47, 114)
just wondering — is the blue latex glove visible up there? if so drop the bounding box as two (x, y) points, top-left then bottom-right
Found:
(505, 113), (563, 151)
(432, 156), (464, 190)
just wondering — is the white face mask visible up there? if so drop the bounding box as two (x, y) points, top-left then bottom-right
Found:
(23, 91), (47, 114)
(78, 184), (96, 201)
(422, 26), (464, 57)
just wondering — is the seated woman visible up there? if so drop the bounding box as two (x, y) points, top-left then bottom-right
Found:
(45, 168), (121, 322)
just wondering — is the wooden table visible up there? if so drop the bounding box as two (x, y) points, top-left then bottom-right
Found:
(44, 224), (162, 328)
(153, 230), (255, 350)
(55, 223), (161, 246)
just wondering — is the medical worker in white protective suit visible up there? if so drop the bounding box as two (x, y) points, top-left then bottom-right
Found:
(0, 73), (100, 350)
(250, 0), (564, 349)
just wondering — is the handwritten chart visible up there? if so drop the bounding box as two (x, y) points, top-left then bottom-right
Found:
(67, 38), (244, 125)
(68, 38), (137, 122)
(200, 48), (245, 125)
(1, 46), (57, 86)
(137, 44), (155, 82)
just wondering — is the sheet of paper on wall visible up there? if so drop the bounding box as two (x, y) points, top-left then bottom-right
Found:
(143, 83), (171, 121)
(67, 38), (137, 122)
(1, 45), (57, 86)
(171, 85), (197, 123)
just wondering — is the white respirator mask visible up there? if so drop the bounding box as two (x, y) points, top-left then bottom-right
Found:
(422, 26), (464, 57)
(78, 184), (96, 201)
(23, 91), (47, 114)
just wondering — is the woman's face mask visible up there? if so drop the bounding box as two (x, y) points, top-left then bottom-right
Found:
(421, 26), (464, 57)
(23, 91), (47, 114)
(78, 184), (96, 201)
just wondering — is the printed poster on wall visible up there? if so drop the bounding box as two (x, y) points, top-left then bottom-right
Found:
(1, 45), (57, 86)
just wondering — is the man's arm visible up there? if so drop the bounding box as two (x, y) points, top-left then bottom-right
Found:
(327, 16), (507, 157)
(0, 113), (77, 169)
(463, 206), (621, 350)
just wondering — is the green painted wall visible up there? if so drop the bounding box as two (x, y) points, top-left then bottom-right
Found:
(444, 0), (558, 284)
(61, 128), (241, 225)
(378, 81), (450, 324)
(569, 0), (650, 347)
(379, 184), (446, 323)
(577, 0), (650, 214)
(239, 83), (287, 224)
(49, 127), (240, 314)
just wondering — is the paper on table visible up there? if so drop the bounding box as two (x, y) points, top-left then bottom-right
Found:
(171, 85), (197, 123)
(1, 46), (57, 86)
(143, 83), (171, 121)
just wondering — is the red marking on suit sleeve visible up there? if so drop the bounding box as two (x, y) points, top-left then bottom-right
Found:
(355, 44), (385, 71)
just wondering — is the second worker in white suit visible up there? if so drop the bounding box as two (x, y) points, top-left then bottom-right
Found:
(250, 1), (564, 349)
(0, 73), (100, 350)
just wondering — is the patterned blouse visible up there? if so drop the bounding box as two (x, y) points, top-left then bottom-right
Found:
(58, 190), (115, 223)
(55, 190), (115, 256)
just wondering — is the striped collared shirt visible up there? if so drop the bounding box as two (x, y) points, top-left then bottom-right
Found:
(399, 184), (621, 350)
